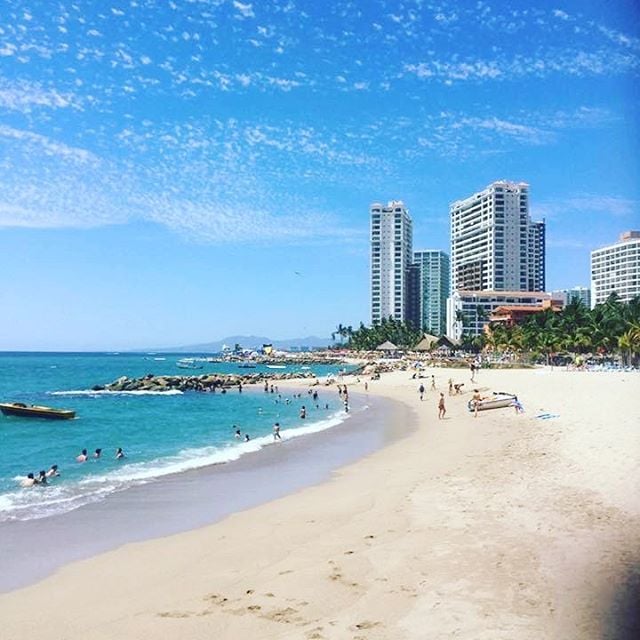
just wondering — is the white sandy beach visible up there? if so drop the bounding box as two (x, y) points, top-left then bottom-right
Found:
(1, 367), (638, 639)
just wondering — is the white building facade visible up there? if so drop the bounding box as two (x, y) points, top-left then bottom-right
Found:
(370, 201), (414, 324)
(591, 231), (640, 307)
(413, 250), (450, 335)
(450, 181), (545, 293)
(446, 290), (553, 341)
(447, 180), (546, 338)
(551, 286), (591, 308)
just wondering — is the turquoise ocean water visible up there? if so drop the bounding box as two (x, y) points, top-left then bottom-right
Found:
(0, 353), (352, 522)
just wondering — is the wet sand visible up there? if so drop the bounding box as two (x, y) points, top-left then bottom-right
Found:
(0, 392), (411, 592)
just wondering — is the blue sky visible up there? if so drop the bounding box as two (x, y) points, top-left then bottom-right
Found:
(0, 0), (638, 350)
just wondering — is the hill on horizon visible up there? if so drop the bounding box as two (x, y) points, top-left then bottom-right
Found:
(148, 335), (333, 353)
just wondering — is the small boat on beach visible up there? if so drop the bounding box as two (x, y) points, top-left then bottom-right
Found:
(467, 392), (517, 412)
(0, 402), (76, 420)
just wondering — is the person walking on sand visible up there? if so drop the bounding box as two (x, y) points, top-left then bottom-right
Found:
(418, 383), (425, 401)
(448, 378), (453, 396)
(273, 422), (282, 441)
(470, 362), (476, 382)
(438, 393), (446, 420)
(431, 375), (436, 391)
(472, 389), (482, 417)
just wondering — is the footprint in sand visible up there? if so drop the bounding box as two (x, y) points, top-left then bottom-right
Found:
(354, 620), (382, 630)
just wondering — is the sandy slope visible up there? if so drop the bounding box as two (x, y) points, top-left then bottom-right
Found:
(1, 367), (638, 639)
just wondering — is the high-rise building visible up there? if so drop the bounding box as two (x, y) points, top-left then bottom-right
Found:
(591, 231), (640, 307)
(413, 250), (450, 335)
(449, 180), (545, 293)
(447, 180), (546, 338)
(551, 286), (591, 309)
(370, 201), (414, 324)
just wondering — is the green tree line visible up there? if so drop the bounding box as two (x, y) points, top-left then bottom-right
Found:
(335, 294), (640, 365)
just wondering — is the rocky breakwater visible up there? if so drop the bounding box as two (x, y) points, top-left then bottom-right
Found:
(92, 371), (318, 393)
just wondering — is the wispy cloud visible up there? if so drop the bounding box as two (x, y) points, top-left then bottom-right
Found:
(0, 78), (80, 112)
(533, 195), (639, 220)
(403, 49), (639, 84)
(0, 126), (97, 163)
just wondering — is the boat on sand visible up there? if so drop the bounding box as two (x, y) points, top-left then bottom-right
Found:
(0, 402), (76, 420)
(467, 392), (517, 412)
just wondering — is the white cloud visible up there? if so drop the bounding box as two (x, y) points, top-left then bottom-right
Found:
(0, 126), (97, 163)
(533, 195), (638, 220)
(233, 1), (255, 19)
(0, 80), (79, 111)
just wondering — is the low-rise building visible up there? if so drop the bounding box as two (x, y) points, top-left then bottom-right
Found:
(591, 231), (640, 307)
(446, 290), (554, 340)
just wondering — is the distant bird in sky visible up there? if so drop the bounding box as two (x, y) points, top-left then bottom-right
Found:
(294, 271), (302, 276)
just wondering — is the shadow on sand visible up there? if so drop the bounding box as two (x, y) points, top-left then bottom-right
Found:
(604, 563), (640, 640)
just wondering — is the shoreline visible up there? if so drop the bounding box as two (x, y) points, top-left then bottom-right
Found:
(0, 389), (413, 593)
(0, 367), (638, 639)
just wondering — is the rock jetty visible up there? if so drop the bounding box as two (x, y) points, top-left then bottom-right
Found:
(93, 371), (318, 393)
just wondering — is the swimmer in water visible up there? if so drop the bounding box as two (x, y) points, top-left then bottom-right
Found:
(21, 473), (36, 488)
(45, 464), (60, 478)
(76, 449), (88, 463)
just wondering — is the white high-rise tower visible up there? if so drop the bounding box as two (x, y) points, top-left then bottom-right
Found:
(370, 201), (414, 324)
(450, 180), (545, 293)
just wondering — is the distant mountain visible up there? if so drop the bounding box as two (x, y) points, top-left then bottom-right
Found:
(147, 335), (332, 353)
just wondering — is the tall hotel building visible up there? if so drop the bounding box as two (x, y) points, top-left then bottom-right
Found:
(413, 250), (450, 335)
(450, 181), (544, 292)
(370, 201), (414, 324)
(447, 181), (546, 339)
(591, 231), (640, 307)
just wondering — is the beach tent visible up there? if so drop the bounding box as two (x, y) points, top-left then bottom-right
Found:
(437, 336), (459, 349)
(376, 340), (398, 351)
(414, 334), (439, 351)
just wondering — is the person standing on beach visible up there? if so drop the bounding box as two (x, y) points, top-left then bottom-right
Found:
(431, 375), (436, 391)
(470, 362), (476, 382)
(472, 390), (482, 417)
(438, 393), (446, 419)
(448, 378), (453, 396)
(418, 383), (425, 401)
(273, 422), (282, 440)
